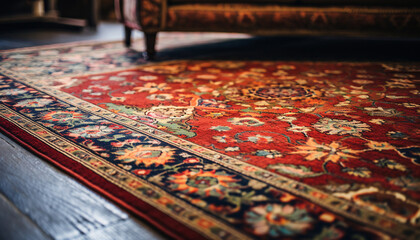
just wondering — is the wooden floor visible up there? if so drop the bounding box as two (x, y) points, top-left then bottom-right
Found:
(0, 22), (419, 240)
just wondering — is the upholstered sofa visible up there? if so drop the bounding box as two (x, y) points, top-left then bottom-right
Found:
(115, 0), (420, 59)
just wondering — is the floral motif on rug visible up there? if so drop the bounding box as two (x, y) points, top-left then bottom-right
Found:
(0, 42), (419, 240)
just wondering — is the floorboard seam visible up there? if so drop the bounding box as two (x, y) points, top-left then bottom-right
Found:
(0, 134), (16, 149)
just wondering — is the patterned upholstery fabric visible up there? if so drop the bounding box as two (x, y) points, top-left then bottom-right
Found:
(169, 0), (297, 4)
(165, 4), (420, 35)
(300, 0), (419, 7)
(115, 0), (420, 54)
(168, 0), (420, 7)
(116, 0), (420, 34)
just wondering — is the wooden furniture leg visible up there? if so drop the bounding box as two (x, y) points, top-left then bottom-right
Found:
(87, 0), (99, 29)
(144, 32), (157, 60)
(124, 26), (132, 47)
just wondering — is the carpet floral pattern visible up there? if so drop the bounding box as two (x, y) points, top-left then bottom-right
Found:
(0, 42), (419, 240)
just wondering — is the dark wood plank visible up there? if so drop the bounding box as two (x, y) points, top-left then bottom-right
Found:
(0, 132), (164, 240)
(0, 193), (50, 240)
(74, 219), (165, 240)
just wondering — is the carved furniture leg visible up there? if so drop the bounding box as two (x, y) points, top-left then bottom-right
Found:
(144, 32), (157, 60)
(124, 26), (132, 47)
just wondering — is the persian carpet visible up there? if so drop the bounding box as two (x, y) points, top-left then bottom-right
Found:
(0, 41), (419, 240)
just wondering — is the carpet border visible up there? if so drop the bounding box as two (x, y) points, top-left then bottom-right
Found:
(0, 116), (206, 240)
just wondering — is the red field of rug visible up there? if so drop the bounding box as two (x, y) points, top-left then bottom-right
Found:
(0, 42), (419, 239)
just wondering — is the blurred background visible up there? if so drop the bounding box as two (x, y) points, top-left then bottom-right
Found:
(0, 0), (115, 22)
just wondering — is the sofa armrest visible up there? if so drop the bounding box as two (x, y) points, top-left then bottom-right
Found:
(115, 0), (166, 31)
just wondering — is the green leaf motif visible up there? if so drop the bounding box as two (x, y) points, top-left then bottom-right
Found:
(161, 122), (196, 138)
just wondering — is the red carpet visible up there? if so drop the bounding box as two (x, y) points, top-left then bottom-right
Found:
(0, 41), (419, 239)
